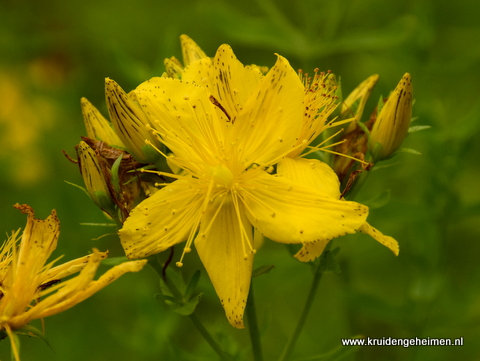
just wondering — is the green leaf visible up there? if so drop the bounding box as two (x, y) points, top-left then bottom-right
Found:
(397, 147), (422, 155)
(252, 265), (276, 278)
(408, 125), (431, 133)
(173, 293), (204, 316)
(16, 325), (54, 351)
(64, 180), (89, 197)
(363, 189), (391, 209)
(101, 256), (130, 266)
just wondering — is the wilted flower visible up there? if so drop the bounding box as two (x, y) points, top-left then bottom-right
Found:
(0, 204), (146, 360)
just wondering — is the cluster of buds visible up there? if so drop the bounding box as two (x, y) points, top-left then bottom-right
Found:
(333, 73), (413, 188)
(67, 36), (208, 224)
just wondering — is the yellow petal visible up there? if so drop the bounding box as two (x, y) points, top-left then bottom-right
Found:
(194, 197), (253, 329)
(241, 173), (368, 244)
(278, 157), (341, 199)
(36, 259), (147, 319)
(230, 55), (304, 166)
(119, 179), (205, 259)
(133, 77), (228, 167)
(182, 45), (263, 122)
(294, 239), (329, 262)
(41, 251), (108, 282)
(359, 222), (399, 256)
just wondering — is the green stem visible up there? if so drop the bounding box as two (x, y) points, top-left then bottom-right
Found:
(278, 268), (323, 361)
(345, 165), (372, 201)
(147, 256), (233, 361)
(189, 313), (235, 361)
(246, 285), (264, 361)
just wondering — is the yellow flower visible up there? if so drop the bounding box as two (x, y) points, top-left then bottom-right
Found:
(119, 45), (369, 328)
(0, 204), (147, 360)
(369, 73), (413, 161)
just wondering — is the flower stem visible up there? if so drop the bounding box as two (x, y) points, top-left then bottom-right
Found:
(278, 267), (323, 361)
(189, 313), (235, 361)
(246, 285), (264, 361)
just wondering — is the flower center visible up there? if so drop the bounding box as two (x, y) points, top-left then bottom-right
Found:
(210, 164), (234, 188)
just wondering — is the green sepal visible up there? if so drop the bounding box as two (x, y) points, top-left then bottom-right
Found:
(184, 270), (201, 300)
(141, 144), (162, 164)
(15, 325), (54, 351)
(110, 154), (123, 194)
(172, 293), (204, 316)
(369, 141), (385, 162)
(92, 190), (116, 213)
(356, 120), (371, 140)
(252, 265), (276, 278)
(376, 94), (385, 114)
(295, 335), (363, 360)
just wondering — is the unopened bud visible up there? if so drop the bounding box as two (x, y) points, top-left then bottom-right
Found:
(81, 97), (125, 147)
(180, 34), (207, 67)
(369, 73), (412, 161)
(76, 141), (116, 214)
(341, 74), (379, 133)
(105, 78), (162, 164)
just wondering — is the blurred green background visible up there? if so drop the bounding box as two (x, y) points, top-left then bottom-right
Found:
(1, 0), (479, 360)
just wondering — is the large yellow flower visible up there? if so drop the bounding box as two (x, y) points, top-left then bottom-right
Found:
(0, 204), (146, 360)
(118, 45), (370, 328)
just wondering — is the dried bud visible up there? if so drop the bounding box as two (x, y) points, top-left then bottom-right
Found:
(369, 73), (413, 161)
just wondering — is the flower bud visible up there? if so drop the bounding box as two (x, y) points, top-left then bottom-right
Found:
(76, 141), (116, 215)
(81, 97), (125, 147)
(105, 78), (162, 164)
(369, 73), (412, 161)
(341, 74), (379, 133)
(180, 34), (207, 66)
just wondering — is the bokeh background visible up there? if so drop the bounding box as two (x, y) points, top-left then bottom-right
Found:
(1, 0), (479, 360)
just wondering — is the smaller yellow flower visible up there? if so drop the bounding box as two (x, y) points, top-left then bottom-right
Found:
(0, 204), (147, 361)
(369, 73), (413, 161)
